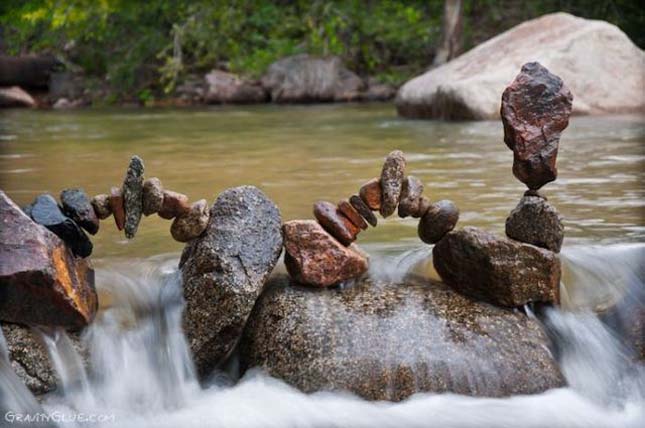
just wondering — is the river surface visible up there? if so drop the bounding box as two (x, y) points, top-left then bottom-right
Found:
(0, 104), (644, 427)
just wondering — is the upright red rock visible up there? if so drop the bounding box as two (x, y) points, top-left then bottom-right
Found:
(0, 191), (98, 328)
(501, 62), (573, 190)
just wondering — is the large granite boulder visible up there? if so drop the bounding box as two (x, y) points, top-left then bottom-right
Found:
(180, 186), (283, 378)
(396, 13), (645, 120)
(240, 275), (565, 401)
(433, 227), (560, 308)
(204, 70), (268, 104)
(0, 191), (98, 328)
(261, 54), (365, 103)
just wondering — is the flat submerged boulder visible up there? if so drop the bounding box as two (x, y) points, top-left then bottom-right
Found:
(396, 13), (645, 120)
(180, 186), (283, 378)
(240, 274), (565, 401)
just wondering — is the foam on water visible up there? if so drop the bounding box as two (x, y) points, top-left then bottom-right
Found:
(1, 245), (644, 427)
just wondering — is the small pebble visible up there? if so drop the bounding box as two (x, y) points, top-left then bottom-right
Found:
(158, 190), (190, 220)
(349, 195), (377, 227)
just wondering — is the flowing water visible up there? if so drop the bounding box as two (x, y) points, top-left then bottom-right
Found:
(0, 104), (644, 427)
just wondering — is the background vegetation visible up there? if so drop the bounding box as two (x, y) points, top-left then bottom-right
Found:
(1, 0), (643, 102)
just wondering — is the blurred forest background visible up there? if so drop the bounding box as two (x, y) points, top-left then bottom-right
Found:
(1, 0), (643, 102)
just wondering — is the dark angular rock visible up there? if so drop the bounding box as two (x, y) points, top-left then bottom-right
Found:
(240, 275), (565, 401)
(506, 195), (564, 252)
(313, 201), (360, 246)
(283, 220), (368, 287)
(359, 178), (382, 211)
(91, 194), (111, 220)
(349, 195), (377, 227)
(501, 62), (573, 190)
(379, 150), (406, 217)
(108, 187), (125, 231)
(60, 188), (99, 235)
(398, 176), (424, 218)
(122, 155), (144, 239)
(29, 194), (92, 258)
(158, 190), (190, 220)
(337, 199), (367, 230)
(170, 199), (210, 242)
(180, 186), (283, 378)
(0, 191), (97, 328)
(433, 227), (561, 307)
(142, 177), (164, 216)
(418, 200), (459, 244)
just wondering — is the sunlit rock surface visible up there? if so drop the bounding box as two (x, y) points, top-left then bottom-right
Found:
(0, 191), (97, 328)
(180, 186), (283, 378)
(396, 13), (645, 120)
(240, 274), (565, 401)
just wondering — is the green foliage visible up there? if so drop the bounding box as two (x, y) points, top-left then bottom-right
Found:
(1, 0), (643, 102)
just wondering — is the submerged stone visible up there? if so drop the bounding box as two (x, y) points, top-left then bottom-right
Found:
(433, 227), (561, 308)
(379, 150), (406, 217)
(506, 195), (564, 252)
(123, 155), (145, 239)
(283, 220), (368, 287)
(60, 188), (99, 235)
(240, 275), (565, 401)
(180, 186), (282, 378)
(0, 191), (97, 328)
(29, 194), (93, 258)
(501, 62), (573, 190)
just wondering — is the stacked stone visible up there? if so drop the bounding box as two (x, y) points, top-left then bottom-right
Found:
(432, 62), (572, 309)
(90, 156), (210, 243)
(284, 150), (460, 288)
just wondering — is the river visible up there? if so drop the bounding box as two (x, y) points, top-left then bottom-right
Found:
(0, 104), (643, 427)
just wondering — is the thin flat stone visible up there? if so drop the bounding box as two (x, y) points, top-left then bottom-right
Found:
(338, 199), (367, 230)
(109, 187), (125, 231)
(123, 155), (144, 239)
(313, 201), (359, 246)
(349, 195), (377, 227)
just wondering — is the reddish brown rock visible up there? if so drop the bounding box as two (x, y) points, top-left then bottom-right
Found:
(398, 176), (424, 218)
(418, 200), (459, 244)
(283, 220), (368, 287)
(109, 187), (125, 230)
(379, 150), (406, 217)
(501, 62), (573, 190)
(313, 201), (359, 246)
(359, 178), (382, 211)
(170, 199), (210, 242)
(338, 199), (367, 230)
(91, 194), (112, 220)
(433, 227), (561, 307)
(349, 195), (377, 227)
(0, 191), (97, 328)
(158, 190), (190, 220)
(142, 177), (164, 216)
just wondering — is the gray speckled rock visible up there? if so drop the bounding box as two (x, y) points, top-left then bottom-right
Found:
(433, 227), (561, 307)
(1, 323), (86, 396)
(397, 176), (424, 218)
(123, 156), (144, 239)
(142, 177), (164, 216)
(240, 275), (565, 401)
(506, 195), (564, 252)
(180, 186), (283, 378)
(379, 150), (406, 217)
